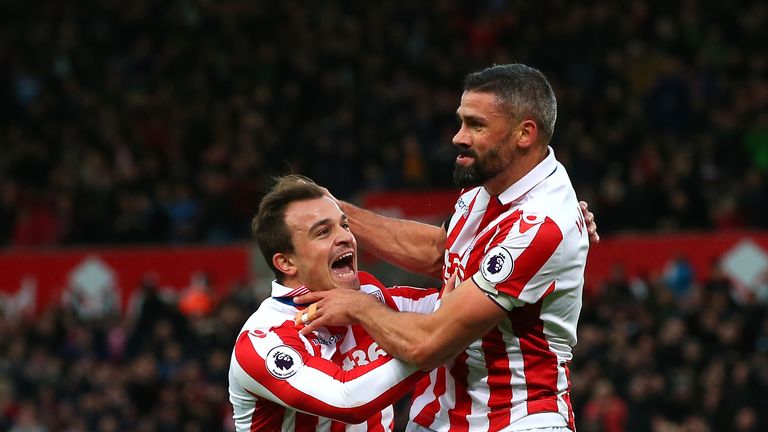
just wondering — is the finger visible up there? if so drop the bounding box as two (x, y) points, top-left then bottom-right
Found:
(579, 200), (588, 211)
(585, 210), (594, 224)
(306, 303), (317, 322)
(294, 292), (324, 304)
(295, 302), (320, 326)
(443, 272), (458, 295)
(320, 186), (339, 203)
(294, 309), (303, 326)
(299, 316), (324, 335)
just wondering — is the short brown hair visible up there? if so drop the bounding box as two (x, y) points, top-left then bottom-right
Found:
(464, 64), (557, 145)
(252, 175), (325, 281)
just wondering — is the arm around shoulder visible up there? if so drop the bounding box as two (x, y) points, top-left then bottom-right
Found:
(352, 278), (507, 370)
(339, 200), (446, 278)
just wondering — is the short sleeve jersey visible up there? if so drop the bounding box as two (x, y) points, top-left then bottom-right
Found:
(229, 272), (438, 432)
(409, 148), (589, 431)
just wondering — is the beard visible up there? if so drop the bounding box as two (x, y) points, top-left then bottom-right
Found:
(453, 144), (505, 188)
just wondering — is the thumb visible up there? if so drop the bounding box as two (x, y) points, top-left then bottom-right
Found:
(443, 272), (458, 296)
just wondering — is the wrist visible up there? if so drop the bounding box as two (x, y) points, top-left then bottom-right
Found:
(351, 291), (383, 322)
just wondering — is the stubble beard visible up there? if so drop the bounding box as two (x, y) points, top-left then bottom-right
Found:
(453, 145), (505, 188)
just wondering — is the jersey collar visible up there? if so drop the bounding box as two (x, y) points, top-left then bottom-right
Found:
(496, 146), (558, 205)
(271, 280), (310, 298)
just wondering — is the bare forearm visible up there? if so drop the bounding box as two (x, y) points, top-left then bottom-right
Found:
(352, 300), (439, 369)
(339, 201), (445, 278)
(350, 281), (506, 371)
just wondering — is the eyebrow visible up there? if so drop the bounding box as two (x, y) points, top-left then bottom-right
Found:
(308, 214), (348, 234)
(309, 218), (332, 234)
(456, 111), (486, 124)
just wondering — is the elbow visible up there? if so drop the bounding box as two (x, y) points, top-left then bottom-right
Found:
(425, 260), (443, 280)
(406, 343), (445, 371)
(421, 252), (444, 279)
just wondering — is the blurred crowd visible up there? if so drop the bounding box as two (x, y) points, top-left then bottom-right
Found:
(1, 0), (767, 248)
(0, 275), (264, 432)
(2, 261), (767, 431)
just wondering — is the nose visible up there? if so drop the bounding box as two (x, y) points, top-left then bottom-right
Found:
(335, 226), (355, 246)
(452, 123), (470, 147)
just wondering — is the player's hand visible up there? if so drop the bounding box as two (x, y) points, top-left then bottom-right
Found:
(319, 186), (340, 206)
(579, 201), (600, 244)
(442, 272), (458, 297)
(294, 289), (378, 335)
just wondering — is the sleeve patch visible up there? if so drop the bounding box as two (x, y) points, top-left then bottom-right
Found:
(266, 345), (303, 379)
(480, 246), (515, 284)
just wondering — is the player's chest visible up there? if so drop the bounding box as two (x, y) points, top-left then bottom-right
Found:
(311, 325), (388, 371)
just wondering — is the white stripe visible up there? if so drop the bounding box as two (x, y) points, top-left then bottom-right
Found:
(430, 359), (460, 428)
(465, 338), (490, 430)
(280, 410), (295, 431)
(501, 320), (528, 418)
(247, 330), (414, 412)
(292, 359), (418, 408)
(408, 370), (438, 428)
(555, 362), (570, 423)
(231, 355), (285, 405)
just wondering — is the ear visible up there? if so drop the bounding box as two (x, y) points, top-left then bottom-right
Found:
(515, 119), (539, 149)
(273, 253), (298, 277)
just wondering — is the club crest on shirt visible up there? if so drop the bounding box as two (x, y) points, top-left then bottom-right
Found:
(480, 246), (514, 284)
(367, 289), (385, 303)
(266, 345), (302, 379)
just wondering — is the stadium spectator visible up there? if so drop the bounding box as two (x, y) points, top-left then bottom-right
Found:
(1, 1), (766, 247)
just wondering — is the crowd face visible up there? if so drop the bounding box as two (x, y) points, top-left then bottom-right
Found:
(452, 91), (521, 190)
(282, 197), (359, 292)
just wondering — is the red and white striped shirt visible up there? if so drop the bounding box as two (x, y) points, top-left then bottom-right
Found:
(229, 272), (438, 432)
(409, 147), (589, 431)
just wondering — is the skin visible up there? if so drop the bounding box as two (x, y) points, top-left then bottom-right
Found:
(296, 91), (559, 370)
(329, 92), (598, 279)
(452, 91), (545, 195)
(275, 196), (359, 292)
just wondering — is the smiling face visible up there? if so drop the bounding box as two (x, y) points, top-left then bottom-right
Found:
(279, 196), (359, 292)
(452, 91), (521, 191)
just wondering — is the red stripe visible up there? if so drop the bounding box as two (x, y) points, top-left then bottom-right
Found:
(486, 211), (522, 251)
(504, 216), (563, 298)
(275, 324), (411, 383)
(413, 366), (446, 427)
(358, 271), (385, 289)
(483, 327), (513, 431)
(234, 329), (424, 424)
(250, 396), (285, 431)
(445, 192), (479, 250)
(285, 285), (310, 297)
(366, 411), (385, 432)
(386, 286), (438, 301)
(446, 352), (470, 431)
(509, 294), (560, 415)
(330, 420), (346, 432)
(478, 198), (511, 232)
(463, 211), (520, 277)
(294, 412), (318, 432)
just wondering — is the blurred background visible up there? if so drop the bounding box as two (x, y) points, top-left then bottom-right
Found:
(1, 0), (767, 431)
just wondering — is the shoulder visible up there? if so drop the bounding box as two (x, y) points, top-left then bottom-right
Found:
(358, 271), (386, 290)
(386, 285), (439, 300)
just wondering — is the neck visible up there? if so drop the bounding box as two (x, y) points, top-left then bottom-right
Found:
(279, 277), (304, 289)
(484, 145), (548, 195)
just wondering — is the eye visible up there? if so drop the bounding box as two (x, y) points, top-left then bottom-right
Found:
(341, 222), (351, 230)
(316, 227), (329, 238)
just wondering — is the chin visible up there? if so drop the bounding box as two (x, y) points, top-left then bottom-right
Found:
(334, 277), (359, 291)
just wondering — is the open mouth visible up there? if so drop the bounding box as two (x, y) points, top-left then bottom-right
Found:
(456, 149), (476, 165)
(331, 251), (356, 280)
